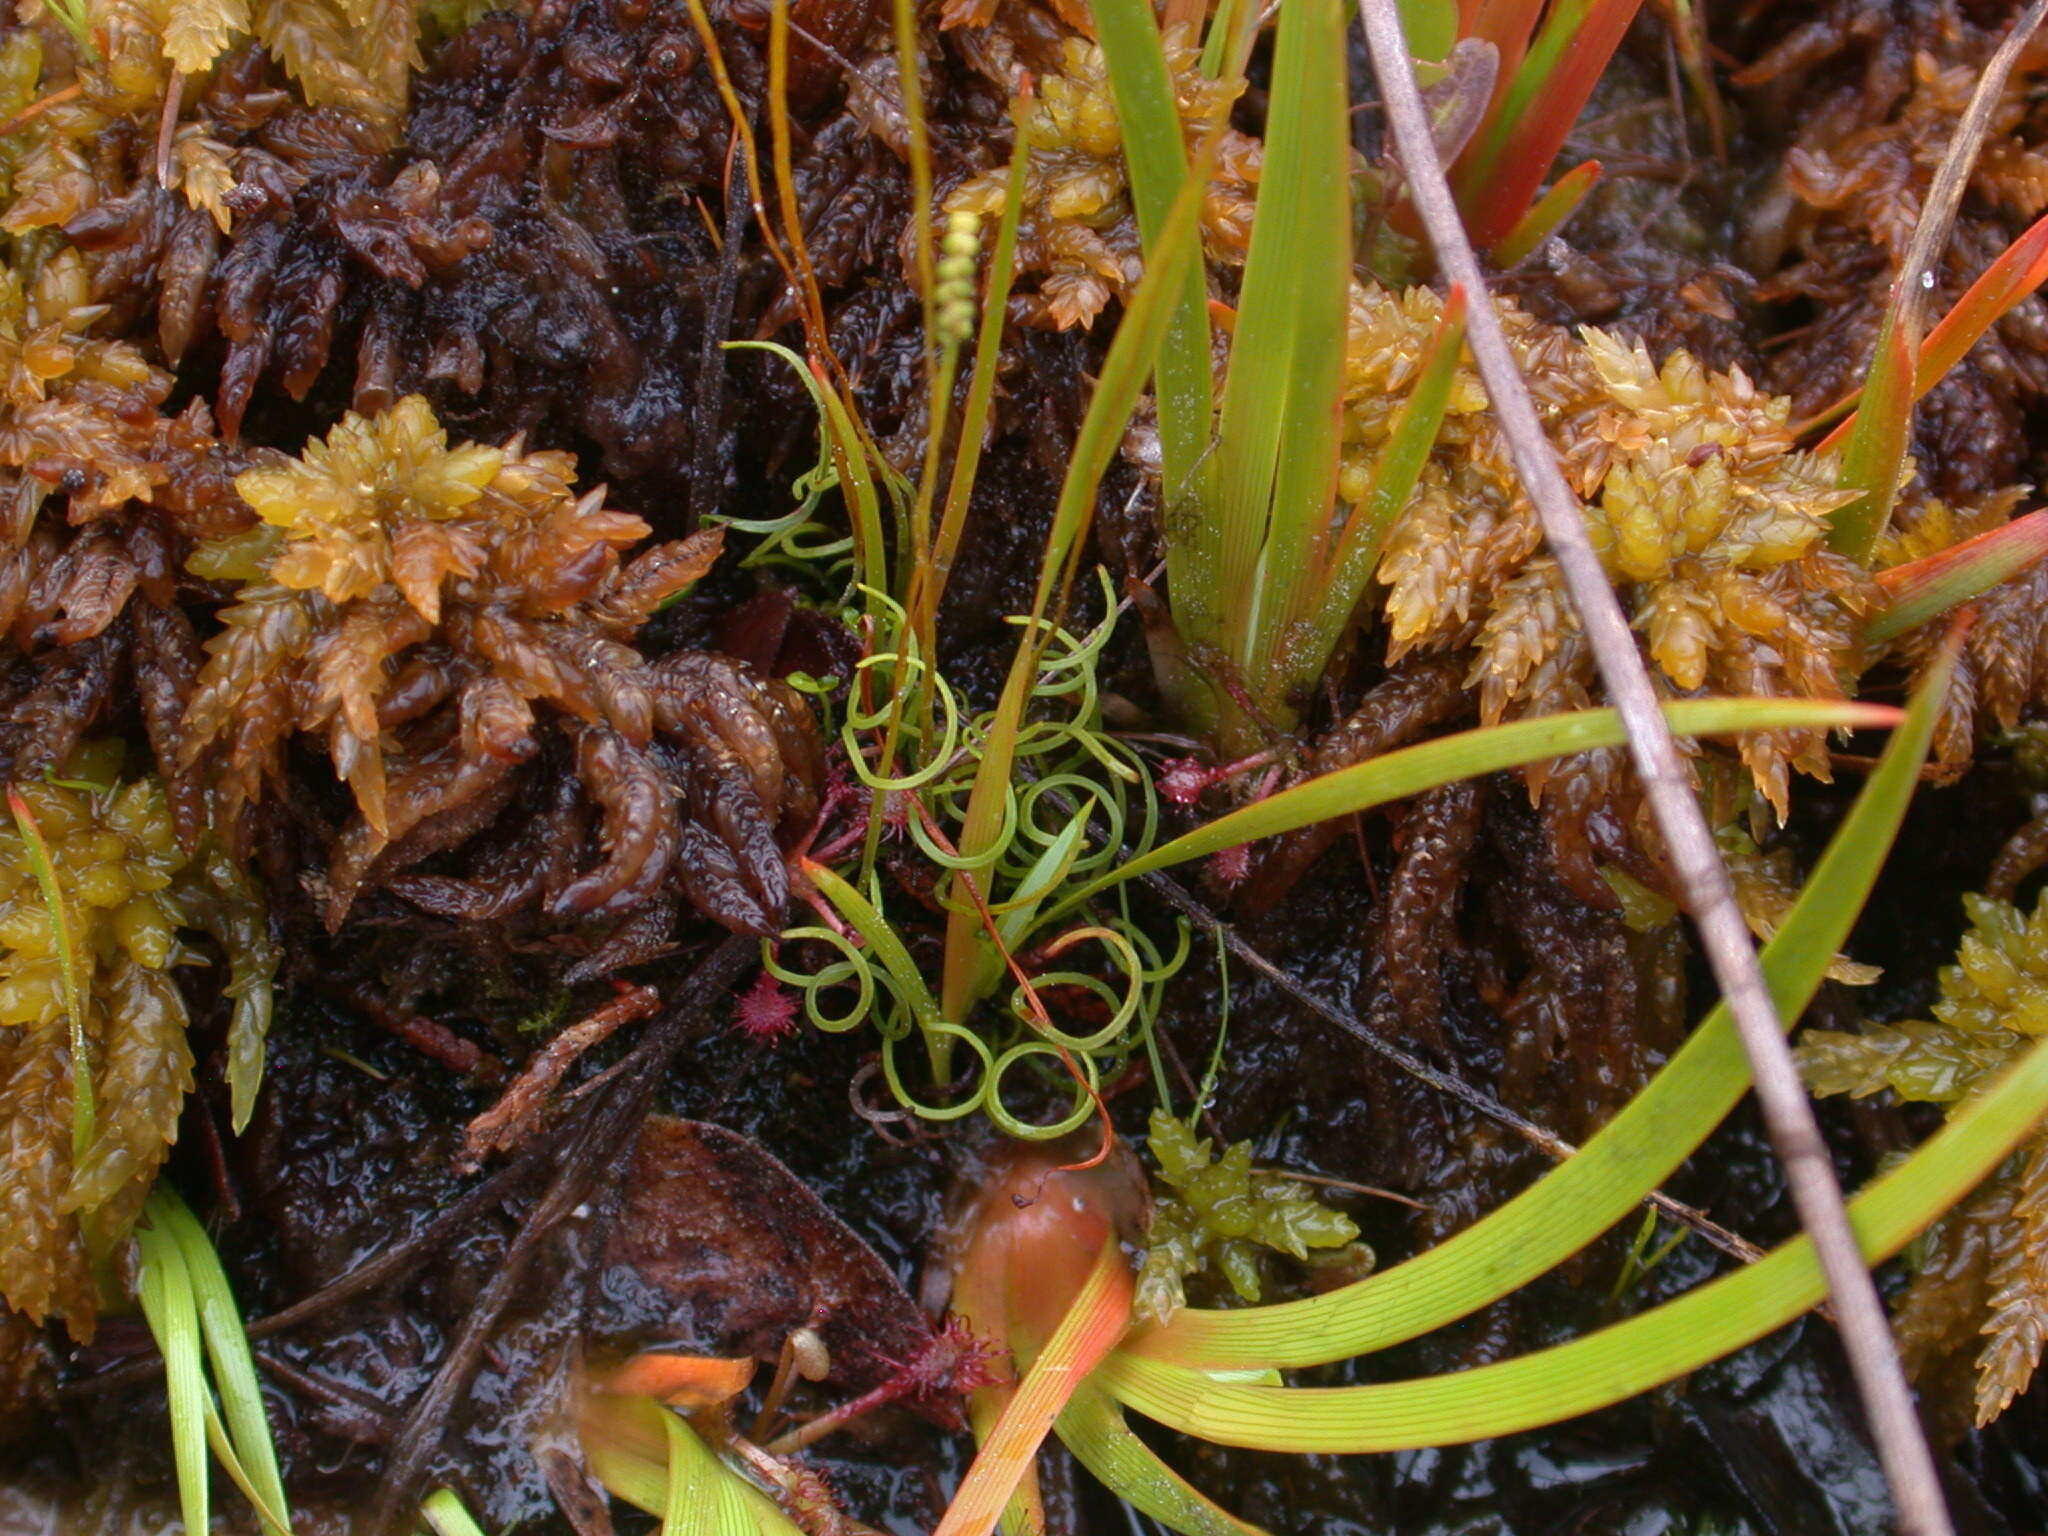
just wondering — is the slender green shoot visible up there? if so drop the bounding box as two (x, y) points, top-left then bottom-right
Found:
(1830, 307), (1916, 565)
(39, 0), (96, 59)
(420, 1489), (491, 1536)
(135, 1203), (210, 1536)
(1095, 0), (1219, 681)
(1488, 159), (1601, 267)
(10, 787), (91, 1160)
(156, 1189), (293, 1534)
(1204, 0), (1351, 745)
(1104, 1023), (2048, 1450)
(1865, 509), (2048, 643)
(137, 1188), (294, 1536)
(1056, 696), (1896, 913)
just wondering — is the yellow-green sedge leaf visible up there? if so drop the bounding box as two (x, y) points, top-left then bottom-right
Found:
(806, 862), (944, 1034)
(199, 1398), (294, 1536)
(1060, 697), (1896, 916)
(661, 1410), (717, 1536)
(1095, 0), (1217, 568)
(937, 1239), (1134, 1536)
(1056, 1380), (1269, 1536)
(420, 1489), (490, 1536)
(581, 1395), (803, 1535)
(1488, 158), (1601, 268)
(1105, 1024), (2048, 1450)
(939, 125), (1220, 1021)
(1123, 656), (1945, 1368)
(1865, 508), (2048, 643)
(158, 1189), (294, 1535)
(1212, 0), (1351, 729)
(10, 787), (92, 1160)
(1282, 286), (1467, 702)
(136, 1204), (210, 1536)
(1829, 305), (1917, 565)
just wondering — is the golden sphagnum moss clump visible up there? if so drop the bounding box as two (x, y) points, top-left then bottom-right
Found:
(181, 394), (818, 937)
(1359, 282), (1873, 819)
(943, 28), (1259, 329)
(0, 743), (275, 1335)
(1798, 891), (2048, 1431)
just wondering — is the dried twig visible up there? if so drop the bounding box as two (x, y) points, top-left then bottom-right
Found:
(1134, 865), (1767, 1271)
(457, 982), (662, 1172)
(1356, 3), (1951, 1528)
(368, 932), (757, 1535)
(1885, 0), (2048, 364)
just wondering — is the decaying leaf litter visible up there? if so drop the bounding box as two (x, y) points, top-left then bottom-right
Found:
(11, 0), (2048, 1532)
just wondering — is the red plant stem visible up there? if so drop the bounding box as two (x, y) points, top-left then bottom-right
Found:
(1357, 4), (1953, 1533)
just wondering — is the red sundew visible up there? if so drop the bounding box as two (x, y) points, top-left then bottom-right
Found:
(733, 969), (801, 1043)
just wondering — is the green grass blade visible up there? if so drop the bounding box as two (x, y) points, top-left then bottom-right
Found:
(1282, 287), (1466, 701)
(1828, 308), (1916, 565)
(1056, 1381), (1269, 1536)
(1105, 1024), (2048, 1449)
(200, 1399), (293, 1536)
(1210, 0), (1351, 725)
(158, 1188), (293, 1535)
(939, 126), (1220, 1021)
(1488, 159), (1601, 268)
(136, 1197), (210, 1536)
(1095, 0), (1217, 612)
(1864, 508), (2048, 643)
(10, 788), (92, 1160)
(1123, 653), (1946, 1368)
(1060, 697), (1896, 915)
(420, 1489), (492, 1536)
(661, 1410), (718, 1536)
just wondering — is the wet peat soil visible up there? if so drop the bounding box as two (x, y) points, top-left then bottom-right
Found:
(8, 0), (2048, 1532)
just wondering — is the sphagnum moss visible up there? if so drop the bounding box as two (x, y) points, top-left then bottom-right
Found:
(0, 743), (261, 1335)
(1801, 889), (2048, 1429)
(1360, 283), (1873, 824)
(182, 394), (820, 934)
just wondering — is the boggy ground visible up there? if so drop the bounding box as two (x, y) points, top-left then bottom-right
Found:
(7, 0), (2048, 1532)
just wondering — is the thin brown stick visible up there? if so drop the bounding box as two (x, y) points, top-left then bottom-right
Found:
(1357, 4), (1948, 1530)
(1135, 866), (1767, 1271)
(368, 932), (757, 1535)
(1883, 0), (2048, 369)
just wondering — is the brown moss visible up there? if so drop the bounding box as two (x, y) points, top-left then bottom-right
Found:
(180, 395), (819, 937)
